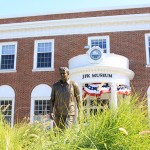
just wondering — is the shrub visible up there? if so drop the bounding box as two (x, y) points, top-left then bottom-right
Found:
(0, 94), (149, 150)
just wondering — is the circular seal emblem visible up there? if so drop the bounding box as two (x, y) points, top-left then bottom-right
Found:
(90, 48), (102, 60)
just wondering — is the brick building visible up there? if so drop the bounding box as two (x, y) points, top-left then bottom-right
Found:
(0, 5), (150, 127)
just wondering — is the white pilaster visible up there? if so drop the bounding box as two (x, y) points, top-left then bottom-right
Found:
(76, 83), (83, 117)
(110, 82), (118, 109)
(78, 83), (83, 101)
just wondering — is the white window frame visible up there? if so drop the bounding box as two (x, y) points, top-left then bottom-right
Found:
(0, 42), (17, 73)
(33, 39), (54, 72)
(145, 34), (150, 67)
(30, 97), (53, 129)
(0, 98), (15, 128)
(30, 97), (50, 122)
(88, 36), (110, 54)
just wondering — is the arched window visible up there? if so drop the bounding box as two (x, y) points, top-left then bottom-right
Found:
(0, 85), (15, 127)
(30, 84), (52, 124)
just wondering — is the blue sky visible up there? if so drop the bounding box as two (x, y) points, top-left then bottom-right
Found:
(0, 0), (150, 18)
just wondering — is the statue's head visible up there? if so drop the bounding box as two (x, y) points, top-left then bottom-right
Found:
(59, 67), (69, 82)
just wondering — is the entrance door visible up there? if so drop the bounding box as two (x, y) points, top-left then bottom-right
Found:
(82, 94), (110, 116)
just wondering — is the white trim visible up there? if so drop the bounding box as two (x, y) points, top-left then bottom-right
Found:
(145, 34), (150, 65)
(32, 68), (55, 72)
(0, 70), (16, 73)
(0, 14), (150, 39)
(88, 36), (110, 53)
(33, 39), (54, 71)
(30, 97), (35, 123)
(0, 42), (17, 72)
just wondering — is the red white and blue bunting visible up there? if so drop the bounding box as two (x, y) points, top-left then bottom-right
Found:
(117, 85), (130, 95)
(83, 83), (130, 98)
(83, 83), (110, 97)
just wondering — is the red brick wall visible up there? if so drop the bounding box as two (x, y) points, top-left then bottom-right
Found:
(0, 30), (150, 121)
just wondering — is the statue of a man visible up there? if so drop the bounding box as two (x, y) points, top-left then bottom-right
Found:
(50, 67), (81, 129)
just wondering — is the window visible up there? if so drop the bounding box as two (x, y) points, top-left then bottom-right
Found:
(33, 100), (50, 123)
(32, 98), (52, 129)
(31, 98), (51, 127)
(0, 42), (17, 72)
(145, 34), (150, 66)
(30, 84), (52, 128)
(0, 85), (15, 127)
(88, 36), (110, 53)
(34, 100), (50, 121)
(0, 100), (12, 124)
(33, 39), (54, 71)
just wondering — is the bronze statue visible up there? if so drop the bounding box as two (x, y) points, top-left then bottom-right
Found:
(50, 67), (81, 129)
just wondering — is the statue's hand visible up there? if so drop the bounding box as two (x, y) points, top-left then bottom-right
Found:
(50, 113), (55, 120)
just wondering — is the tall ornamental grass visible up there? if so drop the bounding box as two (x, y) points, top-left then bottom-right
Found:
(0, 94), (150, 150)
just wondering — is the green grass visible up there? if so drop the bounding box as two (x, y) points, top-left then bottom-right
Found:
(0, 94), (150, 150)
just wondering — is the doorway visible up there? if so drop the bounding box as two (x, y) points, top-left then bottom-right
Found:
(82, 94), (110, 116)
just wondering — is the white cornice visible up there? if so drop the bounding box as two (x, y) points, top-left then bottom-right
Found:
(0, 13), (150, 39)
(1, 13), (150, 30)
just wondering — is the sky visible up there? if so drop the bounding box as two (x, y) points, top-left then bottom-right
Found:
(0, 0), (150, 18)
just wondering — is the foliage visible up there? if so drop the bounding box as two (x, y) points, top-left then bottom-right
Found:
(0, 94), (150, 150)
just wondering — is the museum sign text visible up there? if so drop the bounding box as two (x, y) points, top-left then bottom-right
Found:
(82, 73), (112, 79)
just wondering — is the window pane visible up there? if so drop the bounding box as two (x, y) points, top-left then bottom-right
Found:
(37, 53), (51, 68)
(34, 100), (50, 116)
(1, 44), (15, 69)
(2, 45), (15, 55)
(37, 42), (51, 53)
(5, 116), (11, 123)
(1, 55), (14, 69)
(91, 39), (107, 53)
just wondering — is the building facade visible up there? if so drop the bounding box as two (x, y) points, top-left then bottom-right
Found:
(0, 6), (150, 126)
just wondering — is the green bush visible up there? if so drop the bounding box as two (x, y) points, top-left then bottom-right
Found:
(0, 94), (150, 150)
